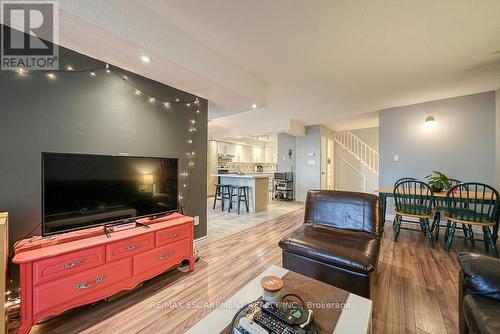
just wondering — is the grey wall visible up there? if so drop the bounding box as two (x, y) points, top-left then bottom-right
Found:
(277, 133), (296, 173)
(295, 126), (322, 201)
(496, 88), (500, 189)
(380, 92), (495, 187)
(0, 46), (208, 246)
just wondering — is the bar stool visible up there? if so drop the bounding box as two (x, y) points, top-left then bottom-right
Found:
(228, 185), (250, 214)
(213, 184), (231, 211)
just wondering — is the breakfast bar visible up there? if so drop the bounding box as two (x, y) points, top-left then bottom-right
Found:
(210, 174), (272, 213)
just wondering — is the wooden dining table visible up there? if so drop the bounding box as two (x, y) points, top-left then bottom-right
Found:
(375, 187), (499, 242)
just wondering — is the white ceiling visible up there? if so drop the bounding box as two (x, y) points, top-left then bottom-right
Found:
(23, 1), (500, 132)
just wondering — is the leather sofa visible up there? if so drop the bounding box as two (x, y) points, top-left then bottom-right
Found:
(457, 252), (500, 334)
(279, 190), (381, 299)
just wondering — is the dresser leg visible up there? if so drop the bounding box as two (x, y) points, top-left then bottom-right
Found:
(17, 324), (32, 334)
(188, 257), (195, 272)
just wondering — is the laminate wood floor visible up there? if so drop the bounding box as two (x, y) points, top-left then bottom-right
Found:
(10, 209), (496, 334)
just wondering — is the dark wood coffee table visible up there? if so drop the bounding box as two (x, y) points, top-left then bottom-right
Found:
(186, 265), (372, 334)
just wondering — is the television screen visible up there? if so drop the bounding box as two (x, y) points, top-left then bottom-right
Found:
(42, 153), (178, 236)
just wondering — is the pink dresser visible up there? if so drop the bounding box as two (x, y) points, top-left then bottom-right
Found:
(12, 213), (195, 334)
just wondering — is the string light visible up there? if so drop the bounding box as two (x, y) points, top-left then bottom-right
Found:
(23, 63), (202, 213)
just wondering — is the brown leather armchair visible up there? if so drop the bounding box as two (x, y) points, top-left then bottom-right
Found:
(279, 190), (381, 299)
(458, 252), (500, 334)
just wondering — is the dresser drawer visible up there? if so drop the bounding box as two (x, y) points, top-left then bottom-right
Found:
(156, 223), (190, 246)
(133, 239), (189, 276)
(106, 233), (154, 262)
(33, 246), (105, 286)
(33, 258), (132, 316)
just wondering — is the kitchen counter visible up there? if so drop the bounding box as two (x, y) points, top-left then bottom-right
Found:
(211, 174), (273, 212)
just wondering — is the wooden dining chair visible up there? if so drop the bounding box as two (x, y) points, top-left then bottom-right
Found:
(431, 178), (463, 241)
(444, 183), (500, 257)
(393, 180), (435, 247)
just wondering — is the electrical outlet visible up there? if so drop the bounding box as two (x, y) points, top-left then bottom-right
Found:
(194, 216), (199, 226)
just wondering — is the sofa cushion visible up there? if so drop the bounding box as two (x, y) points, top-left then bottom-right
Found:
(463, 294), (500, 334)
(279, 224), (380, 274)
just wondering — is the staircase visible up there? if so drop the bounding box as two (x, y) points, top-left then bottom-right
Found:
(334, 130), (379, 175)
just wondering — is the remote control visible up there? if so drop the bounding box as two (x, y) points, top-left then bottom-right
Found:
(254, 312), (299, 334)
(261, 302), (295, 325)
(239, 317), (269, 334)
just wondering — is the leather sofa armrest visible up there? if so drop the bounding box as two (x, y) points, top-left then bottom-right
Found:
(457, 252), (500, 301)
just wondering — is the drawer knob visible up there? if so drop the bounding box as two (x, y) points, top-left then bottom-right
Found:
(157, 250), (175, 261)
(61, 258), (86, 269)
(75, 274), (105, 289)
(125, 242), (142, 251)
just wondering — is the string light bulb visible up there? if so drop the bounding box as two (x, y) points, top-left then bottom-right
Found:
(187, 103), (191, 107)
(196, 110), (200, 114)
(106, 69), (111, 73)
(90, 71), (96, 76)
(190, 119), (196, 124)
(163, 102), (170, 108)
(46, 73), (55, 79)
(17, 68), (25, 74)
(176, 98), (180, 102)
(123, 75), (128, 80)
(135, 89), (142, 95)
(188, 139), (193, 144)
(66, 65), (73, 71)
(252, 103), (257, 109)
(148, 97), (156, 103)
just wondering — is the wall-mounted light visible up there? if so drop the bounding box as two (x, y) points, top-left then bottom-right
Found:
(140, 55), (151, 63)
(424, 115), (437, 129)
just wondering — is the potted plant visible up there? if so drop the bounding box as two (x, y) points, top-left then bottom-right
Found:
(425, 171), (450, 193)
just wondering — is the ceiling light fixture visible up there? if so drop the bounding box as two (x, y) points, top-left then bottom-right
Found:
(140, 55), (151, 63)
(252, 104), (257, 109)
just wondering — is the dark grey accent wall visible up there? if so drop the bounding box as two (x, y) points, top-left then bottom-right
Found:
(0, 46), (208, 247)
(380, 92), (495, 187)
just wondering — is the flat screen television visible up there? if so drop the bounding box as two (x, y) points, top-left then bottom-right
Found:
(42, 152), (178, 236)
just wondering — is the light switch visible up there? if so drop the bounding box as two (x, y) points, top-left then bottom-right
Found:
(307, 160), (316, 165)
(393, 154), (400, 162)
